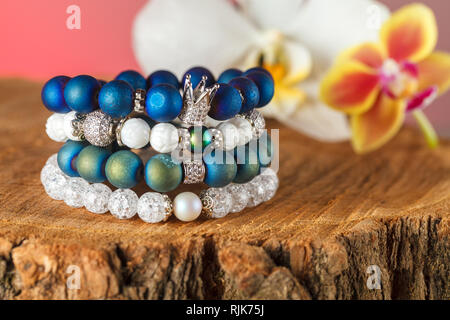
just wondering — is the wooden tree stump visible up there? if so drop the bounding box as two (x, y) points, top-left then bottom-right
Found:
(0, 79), (448, 300)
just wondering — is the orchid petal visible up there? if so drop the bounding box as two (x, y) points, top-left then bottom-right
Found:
(260, 80), (351, 142)
(133, 0), (259, 77)
(351, 94), (406, 153)
(406, 86), (438, 112)
(286, 0), (390, 70)
(380, 3), (437, 63)
(320, 62), (380, 115)
(278, 99), (352, 142)
(417, 52), (450, 94)
(243, 38), (312, 85)
(282, 39), (312, 86)
(261, 85), (306, 118)
(337, 42), (386, 69)
(235, 0), (306, 34)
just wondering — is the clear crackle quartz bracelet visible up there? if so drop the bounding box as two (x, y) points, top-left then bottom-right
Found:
(41, 154), (279, 223)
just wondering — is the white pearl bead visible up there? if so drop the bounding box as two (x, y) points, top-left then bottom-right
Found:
(63, 111), (82, 141)
(46, 113), (67, 142)
(173, 192), (202, 222)
(217, 122), (239, 151)
(120, 118), (150, 149)
(150, 123), (179, 153)
(228, 117), (253, 146)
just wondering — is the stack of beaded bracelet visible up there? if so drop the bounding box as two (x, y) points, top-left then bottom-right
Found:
(40, 66), (278, 223)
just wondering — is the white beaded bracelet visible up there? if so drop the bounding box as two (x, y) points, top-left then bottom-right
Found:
(45, 108), (265, 153)
(41, 154), (278, 223)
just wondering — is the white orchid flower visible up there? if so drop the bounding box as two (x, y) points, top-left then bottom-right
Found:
(133, 0), (390, 142)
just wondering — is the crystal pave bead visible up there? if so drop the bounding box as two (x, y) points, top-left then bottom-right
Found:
(82, 110), (115, 147)
(183, 159), (205, 184)
(137, 192), (173, 223)
(133, 89), (146, 113)
(178, 74), (219, 126)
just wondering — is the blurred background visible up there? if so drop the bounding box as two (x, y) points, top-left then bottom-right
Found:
(1, 0), (448, 135)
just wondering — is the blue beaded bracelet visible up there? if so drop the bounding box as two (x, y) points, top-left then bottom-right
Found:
(42, 153), (279, 223)
(42, 66), (274, 122)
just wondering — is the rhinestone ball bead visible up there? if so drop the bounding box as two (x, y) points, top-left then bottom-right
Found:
(84, 183), (112, 214)
(108, 189), (139, 219)
(226, 183), (250, 213)
(82, 110), (115, 147)
(137, 192), (172, 223)
(200, 188), (232, 219)
(64, 177), (90, 208)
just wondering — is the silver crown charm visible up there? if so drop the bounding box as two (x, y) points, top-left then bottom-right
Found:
(178, 74), (219, 126)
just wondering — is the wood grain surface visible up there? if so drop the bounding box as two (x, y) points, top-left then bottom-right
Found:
(0, 79), (448, 300)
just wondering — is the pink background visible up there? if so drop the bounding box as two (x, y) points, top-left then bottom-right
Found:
(1, 0), (449, 135)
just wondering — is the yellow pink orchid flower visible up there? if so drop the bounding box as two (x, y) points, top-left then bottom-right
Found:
(320, 3), (450, 154)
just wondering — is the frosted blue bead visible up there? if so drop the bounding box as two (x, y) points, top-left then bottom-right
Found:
(229, 77), (260, 113)
(217, 68), (243, 84)
(57, 140), (88, 177)
(64, 75), (101, 113)
(245, 71), (274, 107)
(209, 84), (242, 120)
(76, 145), (112, 183)
(41, 76), (71, 113)
(233, 144), (260, 184)
(98, 80), (134, 118)
(115, 70), (146, 90)
(105, 150), (143, 189)
(203, 150), (237, 187)
(244, 67), (273, 81)
(182, 66), (215, 89)
(145, 154), (183, 193)
(145, 84), (182, 122)
(147, 70), (180, 90)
